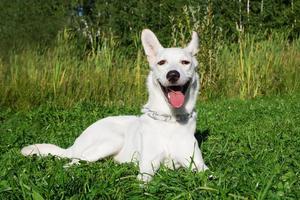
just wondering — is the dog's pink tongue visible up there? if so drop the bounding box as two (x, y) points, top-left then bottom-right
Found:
(168, 91), (185, 108)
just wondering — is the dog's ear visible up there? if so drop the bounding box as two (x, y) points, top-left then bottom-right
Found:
(185, 31), (199, 56)
(141, 29), (163, 64)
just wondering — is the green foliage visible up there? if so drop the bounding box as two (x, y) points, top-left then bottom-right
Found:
(0, 29), (299, 109)
(209, 32), (300, 99)
(1, 0), (299, 55)
(0, 95), (299, 199)
(0, 29), (148, 109)
(0, 0), (70, 56)
(72, 0), (300, 46)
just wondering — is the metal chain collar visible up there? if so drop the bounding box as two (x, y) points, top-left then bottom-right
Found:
(142, 107), (196, 122)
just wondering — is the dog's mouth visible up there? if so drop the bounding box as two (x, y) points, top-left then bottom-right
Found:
(158, 80), (191, 108)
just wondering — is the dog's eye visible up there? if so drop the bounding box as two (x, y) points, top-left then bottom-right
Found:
(157, 60), (166, 65)
(181, 60), (190, 65)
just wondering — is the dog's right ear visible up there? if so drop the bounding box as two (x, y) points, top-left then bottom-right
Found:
(141, 29), (163, 65)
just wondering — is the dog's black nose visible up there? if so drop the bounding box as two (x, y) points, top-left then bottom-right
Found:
(166, 70), (180, 83)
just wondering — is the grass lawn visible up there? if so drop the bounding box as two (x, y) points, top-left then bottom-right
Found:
(0, 94), (299, 199)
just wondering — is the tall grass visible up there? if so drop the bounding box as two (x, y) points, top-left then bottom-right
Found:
(207, 32), (300, 99)
(0, 30), (148, 109)
(0, 28), (299, 109)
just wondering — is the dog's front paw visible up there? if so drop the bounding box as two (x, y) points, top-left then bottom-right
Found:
(193, 163), (209, 172)
(137, 173), (153, 183)
(201, 164), (209, 171)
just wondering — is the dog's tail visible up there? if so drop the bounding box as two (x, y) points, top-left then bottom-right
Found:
(21, 144), (72, 158)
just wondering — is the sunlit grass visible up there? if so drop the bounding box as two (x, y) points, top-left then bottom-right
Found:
(0, 95), (299, 199)
(0, 30), (299, 109)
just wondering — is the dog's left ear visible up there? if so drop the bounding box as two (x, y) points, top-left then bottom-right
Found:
(185, 31), (199, 56)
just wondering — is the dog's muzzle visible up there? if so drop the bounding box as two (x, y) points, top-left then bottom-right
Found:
(158, 79), (191, 109)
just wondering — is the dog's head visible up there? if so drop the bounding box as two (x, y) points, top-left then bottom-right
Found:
(141, 29), (199, 109)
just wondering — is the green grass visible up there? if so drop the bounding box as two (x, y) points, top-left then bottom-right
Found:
(1, 94), (299, 199)
(1, 31), (300, 109)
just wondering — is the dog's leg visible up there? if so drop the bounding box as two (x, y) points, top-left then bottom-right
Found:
(172, 139), (208, 172)
(75, 138), (123, 162)
(189, 144), (208, 172)
(63, 142), (121, 167)
(137, 158), (162, 183)
(137, 151), (165, 183)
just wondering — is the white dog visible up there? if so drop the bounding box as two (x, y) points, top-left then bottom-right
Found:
(21, 29), (208, 182)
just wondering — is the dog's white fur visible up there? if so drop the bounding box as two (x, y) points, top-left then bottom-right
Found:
(21, 29), (208, 182)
